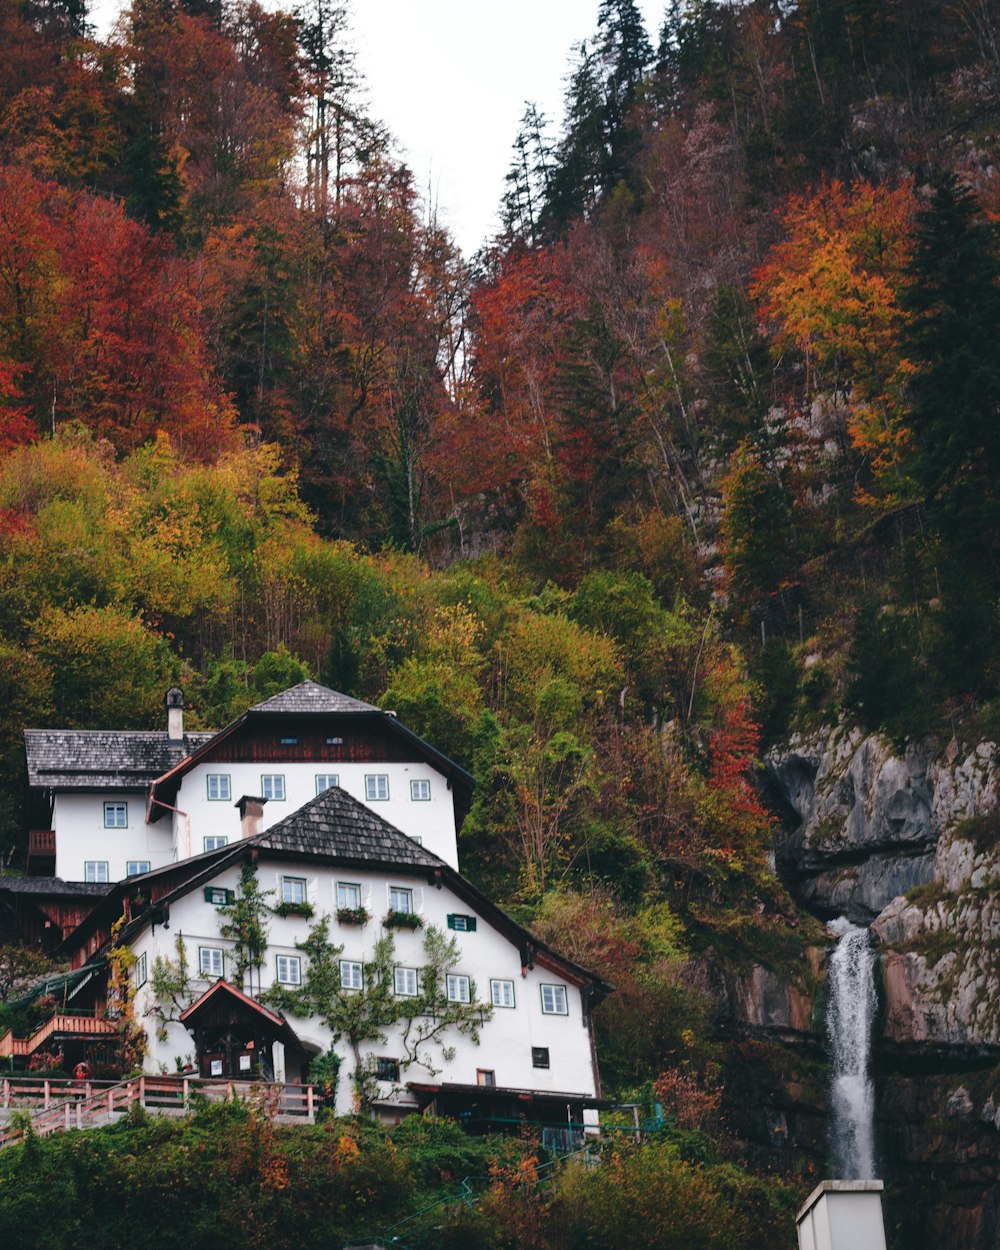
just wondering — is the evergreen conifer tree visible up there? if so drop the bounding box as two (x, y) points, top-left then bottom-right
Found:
(902, 174), (1000, 573)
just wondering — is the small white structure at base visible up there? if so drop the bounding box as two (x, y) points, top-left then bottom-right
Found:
(796, 1180), (887, 1250)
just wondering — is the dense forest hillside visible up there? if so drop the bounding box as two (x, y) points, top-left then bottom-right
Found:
(4, 0), (1000, 1244)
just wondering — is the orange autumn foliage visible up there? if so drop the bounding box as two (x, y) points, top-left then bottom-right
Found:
(751, 178), (916, 496)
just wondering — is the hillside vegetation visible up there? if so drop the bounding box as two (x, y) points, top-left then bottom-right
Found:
(3, 0), (1000, 1240)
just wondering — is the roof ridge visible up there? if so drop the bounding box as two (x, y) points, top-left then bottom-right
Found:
(248, 679), (379, 715)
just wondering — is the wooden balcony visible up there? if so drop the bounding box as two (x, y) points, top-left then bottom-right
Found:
(26, 829), (56, 873)
(0, 1013), (117, 1059)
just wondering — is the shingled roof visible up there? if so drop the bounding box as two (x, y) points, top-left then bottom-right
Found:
(248, 680), (378, 715)
(250, 784), (442, 869)
(0, 875), (113, 897)
(24, 730), (215, 790)
(59, 786), (613, 1006)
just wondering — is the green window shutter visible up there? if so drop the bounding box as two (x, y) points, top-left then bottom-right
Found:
(447, 914), (477, 932)
(447, 914), (456, 930)
(205, 887), (234, 905)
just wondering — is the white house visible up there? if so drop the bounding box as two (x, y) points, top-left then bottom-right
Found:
(58, 784), (610, 1123)
(24, 681), (473, 882)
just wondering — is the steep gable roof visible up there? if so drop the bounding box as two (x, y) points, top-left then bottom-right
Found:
(252, 784), (441, 869)
(25, 730), (214, 790)
(248, 680), (377, 715)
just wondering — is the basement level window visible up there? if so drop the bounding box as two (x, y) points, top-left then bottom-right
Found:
(104, 802), (127, 828)
(85, 861), (109, 883)
(540, 985), (568, 1016)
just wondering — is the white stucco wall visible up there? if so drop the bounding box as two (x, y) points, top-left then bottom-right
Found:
(53, 793), (173, 882)
(53, 762), (460, 882)
(173, 761), (459, 867)
(132, 857), (598, 1114)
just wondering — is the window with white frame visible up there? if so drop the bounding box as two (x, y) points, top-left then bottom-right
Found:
(446, 974), (471, 1004)
(337, 882), (361, 910)
(206, 774), (231, 801)
(281, 876), (307, 904)
(85, 861), (108, 883)
(204, 835), (228, 852)
(135, 952), (147, 989)
(388, 886), (412, 913)
(103, 802), (127, 828)
(490, 979), (515, 1008)
(199, 947), (224, 978)
(276, 955), (302, 986)
(410, 778), (431, 801)
(261, 774), (285, 801)
(365, 773), (389, 801)
(125, 860), (150, 877)
(540, 984), (568, 1016)
(315, 774), (340, 794)
(394, 966), (418, 996)
(340, 960), (363, 990)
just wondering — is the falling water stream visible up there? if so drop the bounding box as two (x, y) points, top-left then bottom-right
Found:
(827, 917), (878, 1179)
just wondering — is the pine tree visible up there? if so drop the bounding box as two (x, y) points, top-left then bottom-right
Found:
(902, 174), (1000, 572)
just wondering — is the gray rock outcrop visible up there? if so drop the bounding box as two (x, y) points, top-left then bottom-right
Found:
(766, 726), (997, 923)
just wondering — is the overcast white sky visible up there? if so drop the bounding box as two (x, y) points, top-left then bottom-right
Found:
(350, 1), (665, 255)
(90, 0), (666, 256)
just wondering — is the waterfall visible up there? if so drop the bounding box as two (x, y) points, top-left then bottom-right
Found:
(827, 917), (878, 1179)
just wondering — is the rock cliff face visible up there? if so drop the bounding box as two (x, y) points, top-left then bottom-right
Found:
(766, 726), (998, 925)
(760, 725), (1000, 1247)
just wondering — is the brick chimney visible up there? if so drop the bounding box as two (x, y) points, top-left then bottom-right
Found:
(235, 795), (268, 839)
(166, 687), (184, 742)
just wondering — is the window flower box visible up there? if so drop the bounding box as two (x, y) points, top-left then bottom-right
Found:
(336, 906), (369, 926)
(383, 910), (423, 930)
(273, 901), (314, 919)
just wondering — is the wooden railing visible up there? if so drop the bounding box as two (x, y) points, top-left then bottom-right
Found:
(0, 1075), (318, 1148)
(0, 1013), (117, 1058)
(27, 829), (56, 857)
